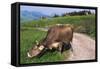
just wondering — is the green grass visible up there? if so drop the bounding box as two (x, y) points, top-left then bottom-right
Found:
(20, 15), (96, 64)
(20, 28), (70, 64)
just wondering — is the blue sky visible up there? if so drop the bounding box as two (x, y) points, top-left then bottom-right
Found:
(20, 5), (95, 16)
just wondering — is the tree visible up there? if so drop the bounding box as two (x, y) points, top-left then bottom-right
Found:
(53, 14), (59, 17)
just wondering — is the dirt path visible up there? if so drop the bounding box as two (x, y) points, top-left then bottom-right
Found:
(67, 33), (95, 61)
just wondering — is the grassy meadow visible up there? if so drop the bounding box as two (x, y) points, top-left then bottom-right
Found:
(20, 15), (96, 64)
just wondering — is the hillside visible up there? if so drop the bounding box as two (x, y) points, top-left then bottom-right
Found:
(21, 15), (95, 38)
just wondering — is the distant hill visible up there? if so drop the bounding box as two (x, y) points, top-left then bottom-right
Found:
(20, 10), (49, 22)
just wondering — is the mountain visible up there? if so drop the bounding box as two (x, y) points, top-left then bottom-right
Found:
(20, 10), (49, 22)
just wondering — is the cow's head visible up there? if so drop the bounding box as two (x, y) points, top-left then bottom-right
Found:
(27, 40), (61, 58)
(27, 41), (45, 58)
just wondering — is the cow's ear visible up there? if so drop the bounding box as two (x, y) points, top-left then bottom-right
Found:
(38, 45), (44, 51)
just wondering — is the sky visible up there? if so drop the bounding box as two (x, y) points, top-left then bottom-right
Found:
(20, 5), (95, 16)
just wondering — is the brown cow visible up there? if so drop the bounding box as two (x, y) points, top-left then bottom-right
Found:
(27, 24), (73, 58)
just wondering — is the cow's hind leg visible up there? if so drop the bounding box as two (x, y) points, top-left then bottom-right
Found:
(69, 43), (73, 52)
(61, 42), (73, 53)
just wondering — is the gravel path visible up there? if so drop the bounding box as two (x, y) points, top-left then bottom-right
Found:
(67, 33), (95, 61)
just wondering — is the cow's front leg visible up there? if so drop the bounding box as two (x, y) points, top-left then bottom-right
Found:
(57, 42), (63, 53)
(57, 42), (67, 53)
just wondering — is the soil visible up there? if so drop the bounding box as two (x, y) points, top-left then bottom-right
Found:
(67, 33), (95, 61)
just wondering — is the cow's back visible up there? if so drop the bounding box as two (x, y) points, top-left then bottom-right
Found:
(55, 25), (73, 43)
(43, 24), (73, 47)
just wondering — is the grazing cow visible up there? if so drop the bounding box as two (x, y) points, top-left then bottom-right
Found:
(27, 24), (74, 58)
